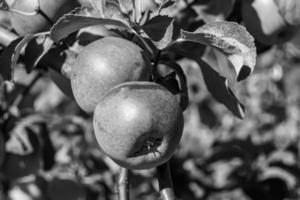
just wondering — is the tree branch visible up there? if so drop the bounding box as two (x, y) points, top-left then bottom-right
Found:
(118, 167), (130, 200)
(157, 162), (176, 200)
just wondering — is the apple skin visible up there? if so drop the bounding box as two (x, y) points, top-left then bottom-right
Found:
(71, 37), (151, 113)
(10, 0), (79, 36)
(93, 81), (184, 170)
(242, 0), (296, 45)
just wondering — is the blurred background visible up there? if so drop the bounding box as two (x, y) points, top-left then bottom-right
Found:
(0, 0), (300, 199)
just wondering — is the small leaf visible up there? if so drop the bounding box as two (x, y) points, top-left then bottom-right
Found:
(274, 0), (300, 26)
(180, 21), (256, 81)
(24, 34), (54, 73)
(50, 14), (129, 43)
(196, 58), (245, 119)
(11, 34), (37, 81)
(160, 61), (189, 110)
(142, 15), (178, 49)
(0, 0), (9, 10)
(0, 37), (23, 81)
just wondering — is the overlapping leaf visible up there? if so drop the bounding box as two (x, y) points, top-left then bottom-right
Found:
(142, 15), (177, 49)
(196, 58), (244, 119)
(180, 21), (256, 81)
(50, 14), (129, 43)
(0, 37), (23, 81)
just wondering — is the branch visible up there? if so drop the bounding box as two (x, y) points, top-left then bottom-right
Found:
(118, 167), (130, 200)
(157, 162), (176, 200)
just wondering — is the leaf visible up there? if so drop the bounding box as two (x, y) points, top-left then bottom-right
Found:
(24, 34), (54, 73)
(180, 21), (256, 81)
(160, 61), (189, 110)
(191, 0), (236, 23)
(50, 14), (129, 43)
(274, 0), (300, 26)
(11, 34), (37, 81)
(0, 0), (9, 10)
(0, 37), (23, 81)
(196, 58), (245, 119)
(142, 15), (178, 49)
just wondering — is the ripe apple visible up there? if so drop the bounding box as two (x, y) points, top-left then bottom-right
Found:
(242, 0), (296, 45)
(71, 36), (151, 113)
(93, 81), (184, 170)
(10, 0), (79, 36)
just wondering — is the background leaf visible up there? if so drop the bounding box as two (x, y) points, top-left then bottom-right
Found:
(191, 0), (236, 23)
(274, 0), (300, 26)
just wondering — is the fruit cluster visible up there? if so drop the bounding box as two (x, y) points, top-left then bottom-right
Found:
(69, 36), (184, 170)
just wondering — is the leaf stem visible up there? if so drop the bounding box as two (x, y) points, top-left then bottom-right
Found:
(157, 162), (176, 200)
(118, 167), (130, 200)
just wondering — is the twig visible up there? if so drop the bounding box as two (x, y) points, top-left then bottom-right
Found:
(157, 162), (176, 200)
(118, 167), (130, 200)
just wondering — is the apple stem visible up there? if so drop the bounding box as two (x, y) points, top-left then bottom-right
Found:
(157, 161), (176, 200)
(118, 167), (130, 200)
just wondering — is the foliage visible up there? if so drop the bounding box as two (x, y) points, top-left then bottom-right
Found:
(0, 0), (300, 199)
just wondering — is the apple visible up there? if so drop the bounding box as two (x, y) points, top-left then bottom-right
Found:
(71, 36), (151, 113)
(242, 0), (296, 45)
(9, 0), (79, 36)
(93, 81), (184, 170)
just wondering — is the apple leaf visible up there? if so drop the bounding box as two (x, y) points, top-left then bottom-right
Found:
(191, 0), (236, 23)
(0, 37), (24, 81)
(180, 21), (256, 81)
(162, 61), (189, 110)
(50, 14), (129, 43)
(24, 35), (54, 73)
(196, 58), (245, 119)
(274, 0), (300, 26)
(142, 15), (178, 49)
(0, 0), (9, 10)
